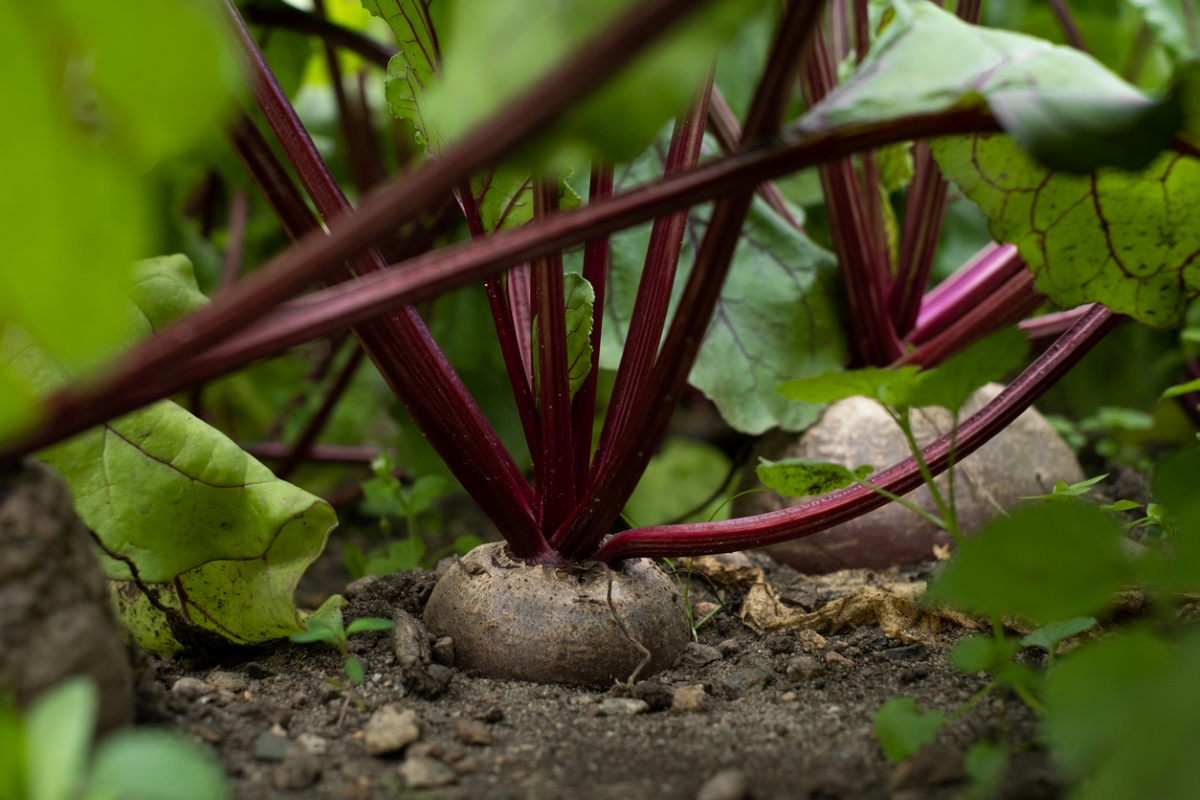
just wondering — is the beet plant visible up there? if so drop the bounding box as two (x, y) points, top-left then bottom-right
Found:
(2, 0), (1200, 688)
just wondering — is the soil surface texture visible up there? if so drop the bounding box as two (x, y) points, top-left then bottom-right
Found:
(141, 553), (1059, 800)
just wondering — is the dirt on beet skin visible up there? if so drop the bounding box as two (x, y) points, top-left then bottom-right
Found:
(139, 552), (1061, 800)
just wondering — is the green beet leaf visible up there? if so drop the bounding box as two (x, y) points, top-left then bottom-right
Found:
(805, 0), (1180, 173)
(0, 0), (228, 427)
(531, 272), (595, 402)
(1020, 616), (1097, 653)
(87, 730), (228, 800)
(0, 701), (23, 800)
(24, 679), (95, 800)
(413, 0), (764, 164)
(2, 256), (336, 656)
(963, 741), (1008, 800)
(904, 328), (1029, 414)
(757, 458), (875, 498)
(623, 438), (732, 527)
(1141, 447), (1200, 592)
(925, 503), (1132, 624)
(934, 133), (1200, 329)
(346, 618), (397, 635)
(873, 697), (945, 763)
(1126, 0), (1200, 64)
(344, 657), (365, 686)
(598, 136), (845, 434)
(778, 366), (921, 411)
(1044, 627), (1200, 800)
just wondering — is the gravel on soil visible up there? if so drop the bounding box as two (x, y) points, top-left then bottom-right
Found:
(139, 553), (1061, 800)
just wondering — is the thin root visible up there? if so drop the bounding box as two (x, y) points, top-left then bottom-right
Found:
(605, 565), (652, 685)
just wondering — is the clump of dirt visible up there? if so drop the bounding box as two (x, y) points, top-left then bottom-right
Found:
(141, 552), (1061, 800)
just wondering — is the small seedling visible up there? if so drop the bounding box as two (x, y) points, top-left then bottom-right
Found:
(290, 602), (395, 727)
(345, 454), (481, 577)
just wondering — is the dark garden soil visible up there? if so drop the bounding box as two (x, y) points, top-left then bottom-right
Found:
(141, 551), (1061, 800)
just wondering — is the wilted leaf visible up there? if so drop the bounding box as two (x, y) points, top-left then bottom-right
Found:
(926, 503), (1132, 623)
(874, 697), (945, 762)
(756, 458), (874, 498)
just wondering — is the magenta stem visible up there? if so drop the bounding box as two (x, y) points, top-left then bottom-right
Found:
(593, 305), (1119, 562)
(532, 180), (576, 532)
(910, 243), (1024, 344)
(586, 84), (712, 492)
(571, 164), (615, 495)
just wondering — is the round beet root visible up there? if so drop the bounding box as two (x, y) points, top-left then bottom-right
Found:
(424, 543), (689, 685)
(735, 383), (1084, 574)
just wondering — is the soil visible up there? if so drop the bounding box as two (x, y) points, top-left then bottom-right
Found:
(138, 552), (1062, 800)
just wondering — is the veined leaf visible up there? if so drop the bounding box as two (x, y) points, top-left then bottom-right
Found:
(371, 0), (447, 150)
(531, 272), (595, 402)
(778, 366), (922, 410)
(904, 327), (1029, 413)
(805, 0), (1181, 173)
(926, 503), (1132, 624)
(599, 135), (845, 435)
(1, 256), (337, 656)
(934, 135), (1200, 328)
(756, 458), (874, 498)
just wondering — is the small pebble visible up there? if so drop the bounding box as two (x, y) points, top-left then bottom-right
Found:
(763, 634), (795, 655)
(716, 639), (740, 656)
(296, 733), (328, 756)
(270, 749), (321, 791)
(363, 704), (420, 756)
(206, 670), (248, 694)
(455, 719), (493, 746)
(786, 655), (826, 683)
(398, 756), (457, 789)
(432, 637), (455, 667)
(343, 574), (379, 599)
(695, 768), (747, 800)
(797, 630), (828, 654)
(407, 742), (443, 760)
(598, 698), (649, 716)
(253, 732), (296, 762)
(824, 651), (856, 670)
(171, 677), (213, 700)
(671, 685), (712, 715)
(679, 642), (722, 667)
(692, 602), (719, 626)
(719, 666), (772, 699)
(391, 610), (432, 669)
